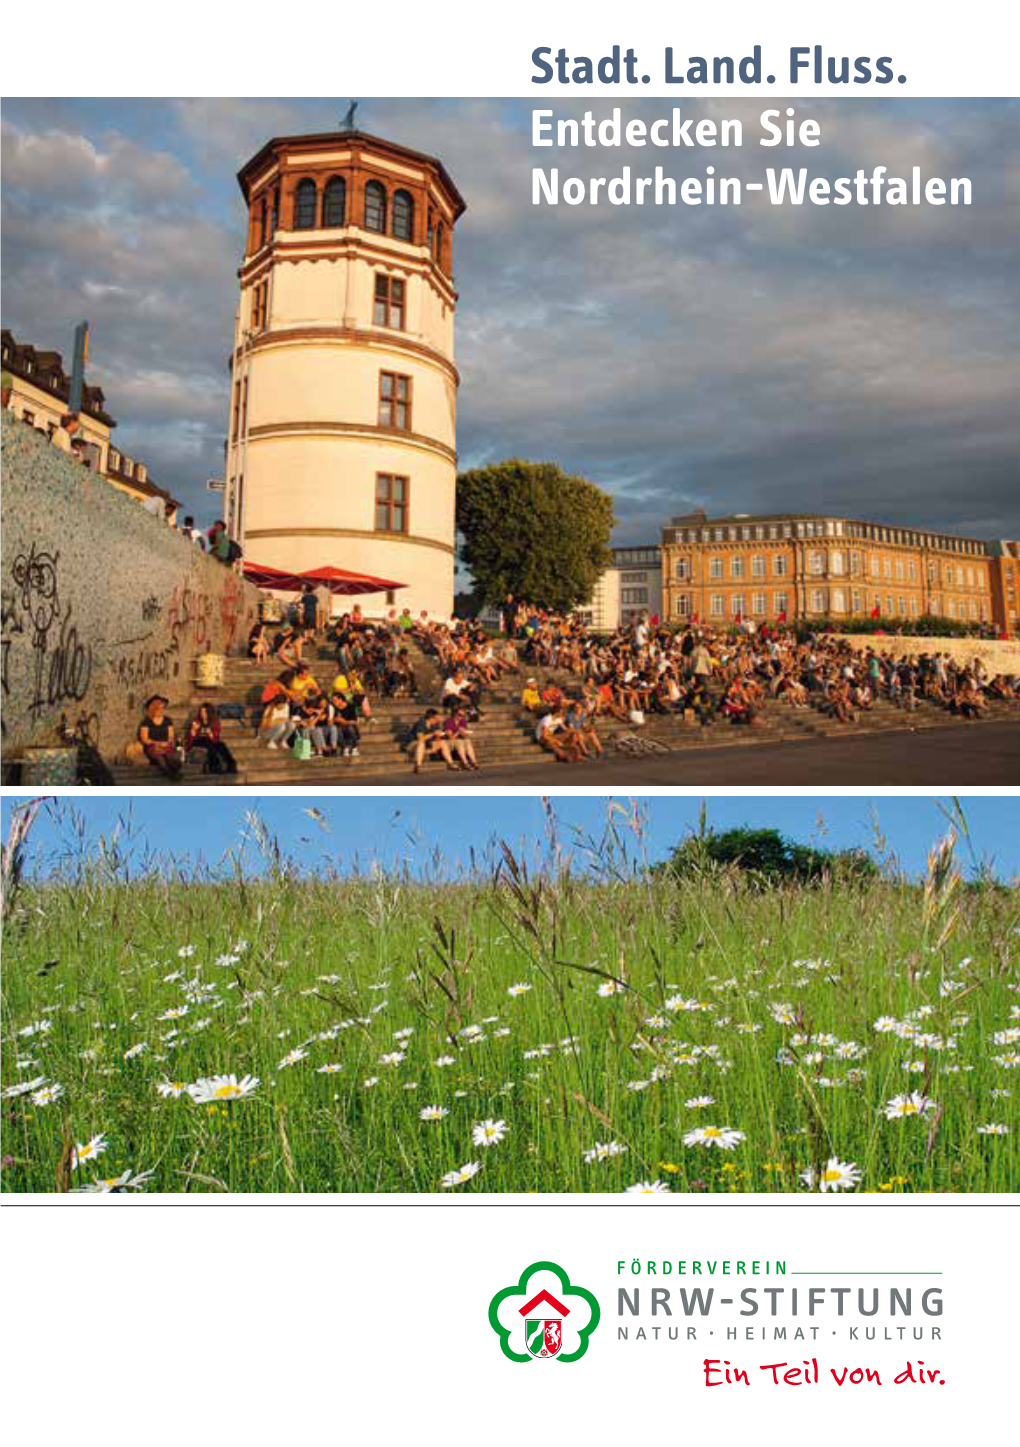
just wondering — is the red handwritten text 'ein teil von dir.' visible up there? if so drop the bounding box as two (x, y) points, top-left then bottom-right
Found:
(703, 1358), (946, 1387)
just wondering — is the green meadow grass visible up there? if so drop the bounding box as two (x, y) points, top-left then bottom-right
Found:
(2, 824), (1017, 1194)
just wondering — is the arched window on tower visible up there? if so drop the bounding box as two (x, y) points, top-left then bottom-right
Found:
(269, 186), (280, 235)
(322, 176), (346, 227)
(364, 179), (387, 233)
(434, 220), (444, 267)
(392, 189), (414, 241)
(294, 178), (317, 229)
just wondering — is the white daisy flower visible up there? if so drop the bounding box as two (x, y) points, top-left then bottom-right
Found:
(507, 983), (532, 997)
(597, 980), (624, 997)
(884, 1092), (936, 1120)
(17, 1020), (52, 1038)
(802, 1157), (861, 1192)
(157, 1006), (189, 1021)
(30, 1083), (65, 1107)
(2, 1075), (48, 1100)
(683, 1126), (745, 1150)
(625, 1180), (671, 1194)
(583, 1140), (627, 1163)
(317, 1063), (343, 1074)
(72, 1133), (108, 1169)
(872, 1016), (899, 1033)
(435, 1055), (456, 1067)
(440, 1161), (481, 1188)
(770, 1003), (797, 1025)
(178, 945), (197, 958)
(73, 1168), (155, 1193)
(278, 1048), (308, 1069)
(156, 1080), (188, 1098)
(472, 1118), (507, 1147)
(363, 1077), (379, 1088)
(976, 1123), (1009, 1136)
(420, 1105), (449, 1121)
(685, 1096), (716, 1108)
(124, 1042), (148, 1060)
(187, 1074), (259, 1103)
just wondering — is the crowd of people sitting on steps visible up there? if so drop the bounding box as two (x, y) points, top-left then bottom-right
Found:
(134, 585), (1018, 778)
(501, 598), (1017, 734)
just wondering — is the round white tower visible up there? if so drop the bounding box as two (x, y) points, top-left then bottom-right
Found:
(224, 127), (465, 619)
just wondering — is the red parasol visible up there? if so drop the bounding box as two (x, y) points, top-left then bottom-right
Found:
(298, 564), (407, 595)
(243, 561), (406, 595)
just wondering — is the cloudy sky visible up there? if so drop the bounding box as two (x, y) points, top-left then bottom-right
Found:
(2, 97), (1017, 544)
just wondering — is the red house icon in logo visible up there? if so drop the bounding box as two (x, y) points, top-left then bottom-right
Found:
(520, 1288), (570, 1358)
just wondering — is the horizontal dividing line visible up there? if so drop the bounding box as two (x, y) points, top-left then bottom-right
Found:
(1, 1203), (1012, 1210)
(790, 1271), (942, 1276)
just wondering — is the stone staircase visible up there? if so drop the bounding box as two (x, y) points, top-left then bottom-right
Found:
(106, 638), (1020, 785)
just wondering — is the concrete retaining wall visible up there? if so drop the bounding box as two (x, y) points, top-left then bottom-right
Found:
(1, 412), (262, 764)
(829, 632), (1020, 676)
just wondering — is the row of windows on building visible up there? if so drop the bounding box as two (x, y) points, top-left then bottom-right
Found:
(247, 271), (408, 337)
(229, 470), (412, 539)
(612, 547), (661, 566)
(669, 519), (988, 555)
(671, 591), (987, 620)
(231, 367), (414, 439)
(250, 176), (445, 258)
(673, 552), (987, 588)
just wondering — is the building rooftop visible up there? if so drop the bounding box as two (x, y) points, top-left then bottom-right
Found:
(1, 327), (116, 429)
(236, 128), (466, 218)
(664, 508), (991, 550)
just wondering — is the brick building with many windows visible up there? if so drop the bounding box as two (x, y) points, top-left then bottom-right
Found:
(661, 509), (1001, 630)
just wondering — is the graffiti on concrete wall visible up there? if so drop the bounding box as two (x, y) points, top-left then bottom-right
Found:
(1, 413), (263, 762)
(1, 543), (94, 732)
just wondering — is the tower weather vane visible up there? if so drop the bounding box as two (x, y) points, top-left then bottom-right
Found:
(341, 100), (358, 130)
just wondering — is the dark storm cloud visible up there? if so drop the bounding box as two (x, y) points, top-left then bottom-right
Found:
(1, 97), (1017, 537)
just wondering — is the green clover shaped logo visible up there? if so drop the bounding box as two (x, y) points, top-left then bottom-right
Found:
(488, 1260), (600, 1362)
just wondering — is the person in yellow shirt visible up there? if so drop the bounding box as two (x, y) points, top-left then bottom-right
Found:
(521, 678), (542, 713)
(290, 667), (321, 701)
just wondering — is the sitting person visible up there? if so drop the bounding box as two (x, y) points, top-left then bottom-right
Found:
(521, 678), (543, 713)
(273, 626), (302, 667)
(292, 692), (331, 756)
(289, 664), (322, 704)
(385, 647), (417, 698)
(330, 688), (362, 758)
(535, 708), (581, 763)
(566, 698), (602, 759)
(247, 621), (270, 663)
(344, 667), (374, 721)
(953, 679), (986, 719)
(138, 694), (182, 779)
(260, 693), (295, 750)
(443, 666), (481, 716)
(405, 707), (458, 772)
(443, 702), (479, 770)
(186, 703), (237, 774)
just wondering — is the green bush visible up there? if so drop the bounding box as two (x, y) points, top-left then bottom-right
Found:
(656, 826), (880, 885)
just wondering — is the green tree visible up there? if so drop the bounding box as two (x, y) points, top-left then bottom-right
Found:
(655, 826), (880, 886)
(456, 459), (615, 612)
